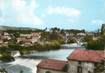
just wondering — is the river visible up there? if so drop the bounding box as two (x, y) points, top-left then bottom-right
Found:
(0, 43), (80, 73)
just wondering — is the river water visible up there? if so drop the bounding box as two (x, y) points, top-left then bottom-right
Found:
(0, 44), (78, 73)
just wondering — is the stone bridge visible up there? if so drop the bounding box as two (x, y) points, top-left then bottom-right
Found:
(65, 33), (85, 45)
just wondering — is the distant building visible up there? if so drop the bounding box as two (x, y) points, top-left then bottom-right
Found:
(101, 24), (105, 35)
(37, 49), (105, 73)
(17, 32), (41, 45)
(77, 33), (86, 36)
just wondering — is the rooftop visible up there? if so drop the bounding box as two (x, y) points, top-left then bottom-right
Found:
(37, 59), (67, 72)
(67, 49), (105, 62)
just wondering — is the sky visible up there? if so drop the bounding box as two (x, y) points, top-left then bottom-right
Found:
(0, 0), (105, 31)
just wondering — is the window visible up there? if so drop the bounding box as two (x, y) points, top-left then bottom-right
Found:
(78, 61), (81, 65)
(77, 66), (82, 73)
(88, 71), (91, 73)
(46, 71), (51, 73)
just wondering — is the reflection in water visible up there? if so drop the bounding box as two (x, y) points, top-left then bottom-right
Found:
(0, 48), (74, 73)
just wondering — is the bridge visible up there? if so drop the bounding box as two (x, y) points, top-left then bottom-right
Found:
(64, 32), (85, 46)
(60, 43), (83, 49)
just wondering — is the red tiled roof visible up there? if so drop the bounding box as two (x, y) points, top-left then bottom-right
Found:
(96, 51), (105, 59)
(37, 59), (67, 71)
(67, 49), (105, 62)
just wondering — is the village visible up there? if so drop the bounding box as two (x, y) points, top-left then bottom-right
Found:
(0, 31), (41, 47)
(0, 26), (101, 49)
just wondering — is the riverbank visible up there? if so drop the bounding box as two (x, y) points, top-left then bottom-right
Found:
(0, 55), (15, 62)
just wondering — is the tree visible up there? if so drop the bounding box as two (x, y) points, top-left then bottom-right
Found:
(50, 27), (60, 33)
(86, 35), (105, 50)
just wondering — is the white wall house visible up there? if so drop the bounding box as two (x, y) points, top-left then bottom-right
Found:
(37, 49), (105, 73)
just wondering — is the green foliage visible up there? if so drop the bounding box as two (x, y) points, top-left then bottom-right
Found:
(0, 46), (9, 53)
(65, 29), (85, 34)
(86, 40), (104, 50)
(86, 36), (105, 50)
(18, 40), (61, 54)
(40, 31), (50, 41)
(67, 38), (76, 44)
(33, 41), (61, 51)
(0, 48), (14, 62)
(83, 35), (93, 42)
(0, 55), (14, 62)
(0, 46), (15, 62)
(8, 43), (20, 50)
(101, 24), (105, 35)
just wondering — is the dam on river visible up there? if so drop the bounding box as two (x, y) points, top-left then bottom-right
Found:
(60, 43), (84, 49)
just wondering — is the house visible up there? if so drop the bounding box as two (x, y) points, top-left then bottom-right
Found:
(17, 32), (41, 45)
(37, 49), (105, 73)
(77, 33), (86, 37)
(67, 49), (105, 73)
(37, 59), (67, 73)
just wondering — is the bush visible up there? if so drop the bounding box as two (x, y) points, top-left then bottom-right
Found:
(0, 55), (15, 62)
(86, 37), (105, 50)
(67, 39), (76, 44)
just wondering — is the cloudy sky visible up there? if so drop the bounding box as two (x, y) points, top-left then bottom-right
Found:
(0, 0), (105, 31)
